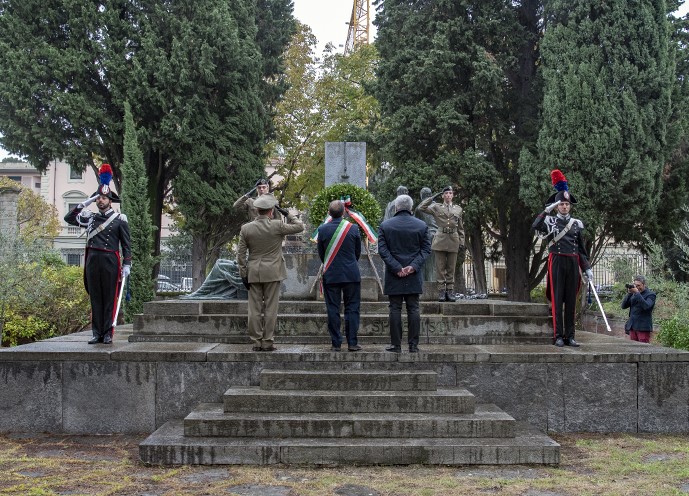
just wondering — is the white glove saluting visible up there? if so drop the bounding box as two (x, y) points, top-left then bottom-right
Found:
(544, 200), (561, 214)
(585, 269), (593, 281)
(122, 265), (131, 278)
(77, 195), (99, 209)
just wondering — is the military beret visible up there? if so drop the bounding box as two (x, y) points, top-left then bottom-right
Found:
(253, 194), (278, 209)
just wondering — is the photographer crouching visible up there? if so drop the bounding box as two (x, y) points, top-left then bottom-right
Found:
(621, 275), (656, 343)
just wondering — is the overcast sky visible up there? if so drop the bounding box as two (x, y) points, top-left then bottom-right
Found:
(1, 2), (688, 161)
(293, 0), (378, 55)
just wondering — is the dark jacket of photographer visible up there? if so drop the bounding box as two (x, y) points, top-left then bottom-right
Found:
(621, 288), (656, 332)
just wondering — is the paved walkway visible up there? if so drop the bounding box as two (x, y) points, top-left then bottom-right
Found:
(1, 327), (686, 363)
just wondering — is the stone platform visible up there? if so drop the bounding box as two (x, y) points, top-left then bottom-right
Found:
(131, 299), (553, 345)
(1, 327), (687, 437)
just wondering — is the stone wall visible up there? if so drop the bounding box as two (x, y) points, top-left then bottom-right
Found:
(1, 342), (687, 434)
(0, 184), (21, 239)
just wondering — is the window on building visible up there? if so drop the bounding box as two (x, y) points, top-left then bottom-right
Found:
(35, 182), (41, 189)
(66, 253), (82, 266)
(67, 203), (80, 212)
(7, 175), (21, 182)
(69, 167), (83, 180)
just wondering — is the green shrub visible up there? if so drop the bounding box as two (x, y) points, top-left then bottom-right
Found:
(36, 263), (91, 335)
(530, 285), (547, 303)
(308, 183), (381, 231)
(1, 258), (90, 347)
(657, 315), (689, 351)
(2, 310), (54, 347)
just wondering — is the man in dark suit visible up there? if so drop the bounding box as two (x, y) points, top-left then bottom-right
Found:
(317, 200), (362, 352)
(377, 194), (431, 353)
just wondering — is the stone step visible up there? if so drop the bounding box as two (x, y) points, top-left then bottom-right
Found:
(183, 403), (515, 439)
(142, 299), (549, 317)
(132, 313), (551, 340)
(222, 387), (476, 414)
(260, 369), (437, 391)
(140, 420), (560, 465)
(128, 333), (552, 345)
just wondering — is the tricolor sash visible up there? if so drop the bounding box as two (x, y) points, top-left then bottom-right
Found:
(322, 220), (354, 273)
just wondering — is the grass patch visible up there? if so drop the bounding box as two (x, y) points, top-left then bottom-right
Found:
(0, 433), (688, 495)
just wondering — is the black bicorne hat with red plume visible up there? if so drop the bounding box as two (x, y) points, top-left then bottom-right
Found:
(91, 164), (121, 203)
(545, 169), (577, 205)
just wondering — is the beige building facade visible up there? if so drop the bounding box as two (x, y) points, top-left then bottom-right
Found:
(0, 160), (173, 266)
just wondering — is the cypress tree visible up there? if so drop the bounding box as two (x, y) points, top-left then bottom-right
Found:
(373, 0), (543, 300)
(0, 0), (295, 282)
(167, 0), (269, 283)
(532, 0), (674, 261)
(121, 101), (156, 317)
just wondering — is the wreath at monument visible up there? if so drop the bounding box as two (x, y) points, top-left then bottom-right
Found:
(308, 183), (381, 243)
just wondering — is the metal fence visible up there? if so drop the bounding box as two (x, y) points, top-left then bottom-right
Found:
(158, 257), (193, 292)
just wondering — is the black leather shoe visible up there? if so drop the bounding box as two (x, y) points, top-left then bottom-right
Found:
(438, 290), (447, 302)
(565, 338), (580, 347)
(445, 291), (457, 302)
(331, 346), (342, 352)
(102, 335), (113, 344)
(385, 345), (402, 353)
(88, 337), (103, 344)
(348, 345), (362, 352)
(409, 345), (419, 353)
(554, 337), (565, 347)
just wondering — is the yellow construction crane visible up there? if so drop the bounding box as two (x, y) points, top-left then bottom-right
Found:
(344, 0), (370, 54)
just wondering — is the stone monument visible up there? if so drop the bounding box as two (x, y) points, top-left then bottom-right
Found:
(325, 142), (366, 188)
(383, 185), (409, 222)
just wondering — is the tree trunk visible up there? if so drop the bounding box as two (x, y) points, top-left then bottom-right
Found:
(191, 234), (208, 290)
(501, 0), (541, 303)
(468, 227), (487, 295)
(146, 151), (167, 280)
(454, 247), (467, 294)
(504, 212), (533, 302)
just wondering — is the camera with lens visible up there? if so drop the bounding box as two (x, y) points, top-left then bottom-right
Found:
(625, 283), (635, 289)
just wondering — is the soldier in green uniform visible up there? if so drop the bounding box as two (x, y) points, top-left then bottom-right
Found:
(418, 186), (465, 302)
(237, 194), (304, 350)
(233, 178), (279, 221)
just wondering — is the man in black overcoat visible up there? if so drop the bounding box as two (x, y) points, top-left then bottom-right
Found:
(377, 194), (431, 353)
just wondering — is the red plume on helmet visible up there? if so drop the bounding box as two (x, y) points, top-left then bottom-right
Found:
(91, 163), (121, 203)
(99, 163), (113, 186)
(545, 169), (576, 205)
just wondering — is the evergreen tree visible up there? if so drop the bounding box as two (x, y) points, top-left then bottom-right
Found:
(373, 0), (543, 300)
(0, 0), (295, 280)
(166, 0), (269, 283)
(121, 102), (156, 317)
(650, 8), (689, 279)
(528, 0), (675, 266)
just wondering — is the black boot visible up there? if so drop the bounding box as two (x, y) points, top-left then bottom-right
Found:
(438, 290), (447, 302)
(446, 290), (457, 302)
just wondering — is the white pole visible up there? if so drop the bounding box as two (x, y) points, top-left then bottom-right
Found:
(113, 274), (127, 330)
(588, 280), (612, 333)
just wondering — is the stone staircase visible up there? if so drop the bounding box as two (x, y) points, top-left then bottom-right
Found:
(131, 299), (552, 345)
(139, 368), (560, 465)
